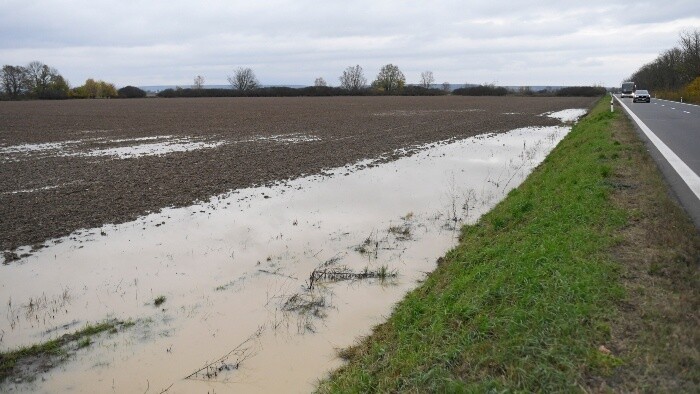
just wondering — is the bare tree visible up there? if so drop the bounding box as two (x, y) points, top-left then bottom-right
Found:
(339, 65), (367, 91)
(25, 61), (57, 96)
(193, 75), (205, 89)
(629, 28), (700, 92)
(659, 48), (683, 89)
(1, 65), (28, 98)
(679, 29), (700, 83)
(1, 61), (68, 99)
(227, 67), (259, 91)
(372, 64), (405, 93)
(314, 77), (327, 87)
(442, 82), (451, 93)
(420, 71), (435, 89)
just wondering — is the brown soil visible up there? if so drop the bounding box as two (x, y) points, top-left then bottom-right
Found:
(0, 96), (595, 255)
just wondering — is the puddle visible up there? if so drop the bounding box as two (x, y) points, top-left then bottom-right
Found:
(84, 139), (225, 159)
(107, 136), (170, 143)
(1, 133), (322, 163)
(0, 135), (220, 162)
(0, 140), (80, 154)
(240, 133), (321, 144)
(1, 124), (573, 393)
(543, 108), (588, 123)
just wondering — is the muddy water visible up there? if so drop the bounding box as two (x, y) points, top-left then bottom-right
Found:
(1, 122), (576, 393)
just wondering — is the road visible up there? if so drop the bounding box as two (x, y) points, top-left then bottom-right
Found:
(615, 95), (700, 228)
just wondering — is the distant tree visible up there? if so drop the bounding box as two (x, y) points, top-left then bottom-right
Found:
(660, 48), (683, 89)
(43, 73), (70, 99)
(25, 61), (50, 96)
(555, 86), (607, 97)
(629, 28), (700, 94)
(442, 81), (451, 93)
(72, 78), (117, 98)
(98, 81), (118, 98)
(193, 75), (205, 89)
(314, 77), (327, 87)
(400, 85), (447, 96)
(420, 71), (435, 89)
(1, 65), (28, 99)
(84, 78), (99, 98)
(453, 83), (509, 96)
(339, 65), (367, 92)
(679, 29), (700, 83)
(22, 61), (69, 98)
(372, 64), (405, 94)
(118, 85), (147, 98)
(227, 67), (259, 91)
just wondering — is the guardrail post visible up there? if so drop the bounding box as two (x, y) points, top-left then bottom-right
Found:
(610, 94), (614, 113)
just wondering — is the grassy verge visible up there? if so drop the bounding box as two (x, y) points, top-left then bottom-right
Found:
(318, 97), (699, 392)
(0, 319), (135, 384)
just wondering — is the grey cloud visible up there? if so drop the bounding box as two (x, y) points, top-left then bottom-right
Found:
(1, 0), (697, 86)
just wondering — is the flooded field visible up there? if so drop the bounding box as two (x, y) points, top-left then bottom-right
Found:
(0, 96), (595, 253)
(0, 102), (587, 392)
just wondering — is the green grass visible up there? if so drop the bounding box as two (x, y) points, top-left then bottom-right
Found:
(0, 319), (133, 383)
(154, 295), (166, 306)
(318, 98), (633, 392)
(0, 338), (64, 383)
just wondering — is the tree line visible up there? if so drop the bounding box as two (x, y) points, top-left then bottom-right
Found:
(1, 61), (70, 99)
(627, 29), (700, 103)
(159, 65), (447, 97)
(2, 60), (609, 101)
(0, 60), (145, 100)
(160, 65), (605, 98)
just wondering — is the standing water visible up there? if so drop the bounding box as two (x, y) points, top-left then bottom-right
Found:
(1, 117), (581, 393)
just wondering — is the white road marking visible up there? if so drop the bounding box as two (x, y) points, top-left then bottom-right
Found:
(684, 111), (691, 114)
(671, 107), (676, 110)
(615, 96), (700, 201)
(655, 98), (700, 108)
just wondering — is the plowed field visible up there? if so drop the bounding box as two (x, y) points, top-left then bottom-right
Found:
(0, 96), (596, 253)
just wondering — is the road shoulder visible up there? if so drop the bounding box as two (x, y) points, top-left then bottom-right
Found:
(595, 105), (699, 391)
(615, 95), (700, 228)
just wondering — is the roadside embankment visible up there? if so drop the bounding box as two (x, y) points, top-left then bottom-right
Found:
(318, 97), (699, 392)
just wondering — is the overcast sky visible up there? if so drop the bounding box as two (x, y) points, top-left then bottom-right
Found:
(1, 1), (698, 87)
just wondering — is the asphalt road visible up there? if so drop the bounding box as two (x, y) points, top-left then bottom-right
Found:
(615, 95), (700, 228)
